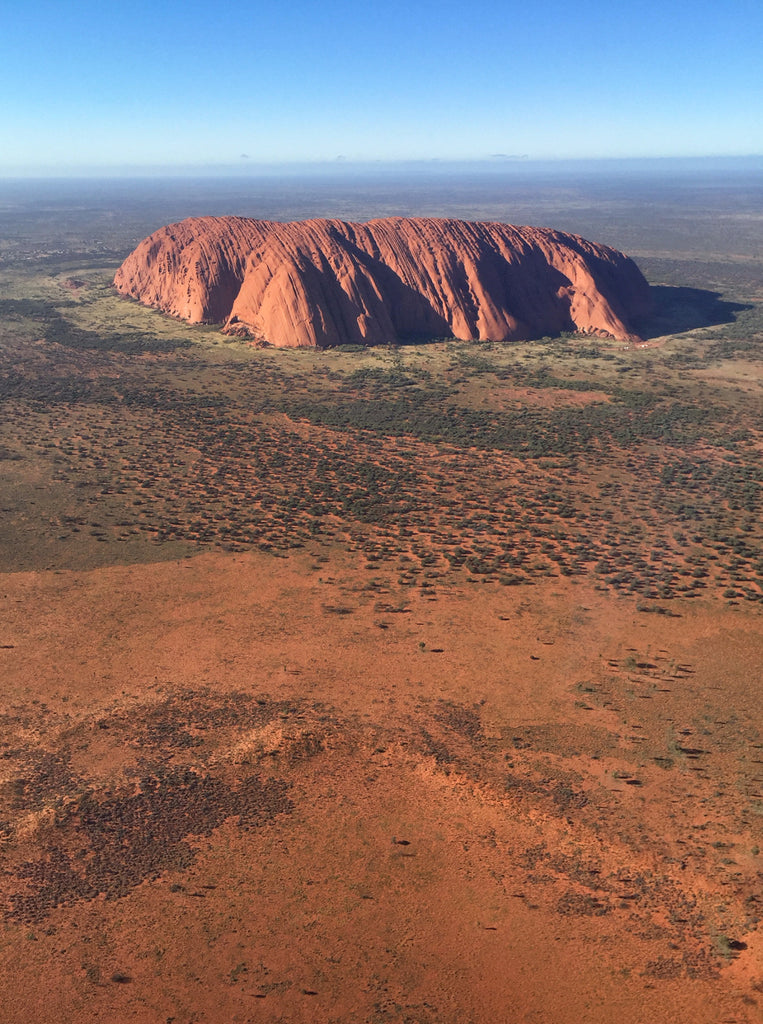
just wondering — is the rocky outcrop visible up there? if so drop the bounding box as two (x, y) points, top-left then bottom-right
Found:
(114, 216), (650, 346)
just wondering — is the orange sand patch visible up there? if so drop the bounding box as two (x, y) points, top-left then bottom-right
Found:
(0, 548), (760, 1023)
(453, 383), (611, 411)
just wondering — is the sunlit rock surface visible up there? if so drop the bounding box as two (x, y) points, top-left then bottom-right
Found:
(115, 216), (650, 346)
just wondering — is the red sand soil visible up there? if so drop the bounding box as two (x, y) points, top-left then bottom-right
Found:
(1, 547), (760, 1023)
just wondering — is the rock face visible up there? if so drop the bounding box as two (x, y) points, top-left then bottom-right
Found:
(114, 217), (650, 347)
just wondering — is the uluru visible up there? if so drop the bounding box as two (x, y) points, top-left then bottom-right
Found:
(114, 216), (651, 347)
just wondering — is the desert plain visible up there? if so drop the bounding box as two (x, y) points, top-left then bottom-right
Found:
(0, 168), (761, 1023)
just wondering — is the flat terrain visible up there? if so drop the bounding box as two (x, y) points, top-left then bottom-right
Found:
(0, 169), (761, 1023)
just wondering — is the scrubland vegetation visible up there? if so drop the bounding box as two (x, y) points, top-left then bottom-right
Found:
(0, 273), (759, 609)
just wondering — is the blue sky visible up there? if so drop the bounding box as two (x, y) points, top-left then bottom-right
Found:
(1, 0), (761, 173)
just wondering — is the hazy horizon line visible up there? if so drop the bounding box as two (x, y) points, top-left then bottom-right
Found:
(1, 153), (762, 182)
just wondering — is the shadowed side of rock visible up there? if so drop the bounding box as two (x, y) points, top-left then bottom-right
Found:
(114, 216), (651, 346)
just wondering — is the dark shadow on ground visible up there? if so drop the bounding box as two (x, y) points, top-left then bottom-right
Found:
(636, 285), (751, 339)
